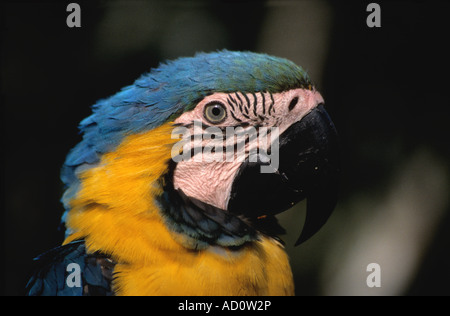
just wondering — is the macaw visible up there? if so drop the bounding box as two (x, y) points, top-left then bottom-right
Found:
(26, 50), (339, 296)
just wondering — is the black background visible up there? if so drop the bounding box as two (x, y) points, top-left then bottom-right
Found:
(1, 0), (449, 296)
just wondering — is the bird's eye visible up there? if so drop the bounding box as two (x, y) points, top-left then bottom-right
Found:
(203, 102), (227, 124)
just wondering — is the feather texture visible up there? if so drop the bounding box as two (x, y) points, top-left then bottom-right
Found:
(35, 51), (312, 295)
(26, 241), (115, 296)
(60, 50), (311, 225)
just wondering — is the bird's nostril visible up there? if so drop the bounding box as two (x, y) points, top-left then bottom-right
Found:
(288, 97), (299, 111)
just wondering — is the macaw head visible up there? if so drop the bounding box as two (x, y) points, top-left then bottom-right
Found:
(61, 50), (339, 250)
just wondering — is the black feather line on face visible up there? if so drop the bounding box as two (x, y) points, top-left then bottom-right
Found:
(251, 93), (258, 117)
(228, 94), (237, 106)
(229, 109), (243, 122)
(226, 97), (236, 112)
(260, 92), (266, 115)
(242, 93), (251, 115)
(234, 92), (243, 106)
(268, 92), (275, 115)
(234, 92), (244, 114)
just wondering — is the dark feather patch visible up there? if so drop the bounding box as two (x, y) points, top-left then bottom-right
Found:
(156, 161), (285, 248)
(26, 241), (116, 296)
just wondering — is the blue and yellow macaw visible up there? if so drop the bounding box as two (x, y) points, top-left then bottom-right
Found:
(26, 51), (339, 296)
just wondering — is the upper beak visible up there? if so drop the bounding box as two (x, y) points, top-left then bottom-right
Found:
(227, 104), (340, 245)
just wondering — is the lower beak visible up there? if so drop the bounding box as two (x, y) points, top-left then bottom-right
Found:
(227, 104), (340, 245)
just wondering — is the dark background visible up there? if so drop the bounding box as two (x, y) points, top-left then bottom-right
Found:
(1, 0), (449, 296)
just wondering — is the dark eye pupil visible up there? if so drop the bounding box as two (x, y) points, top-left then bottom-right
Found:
(211, 106), (222, 116)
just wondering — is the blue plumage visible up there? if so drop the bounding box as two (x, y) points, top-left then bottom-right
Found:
(26, 241), (115, 296)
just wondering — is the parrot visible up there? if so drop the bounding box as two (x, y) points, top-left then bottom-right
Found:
(26, 50), (340, 296)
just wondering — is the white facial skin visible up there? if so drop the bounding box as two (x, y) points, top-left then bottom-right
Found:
(173, 88), (324, 210)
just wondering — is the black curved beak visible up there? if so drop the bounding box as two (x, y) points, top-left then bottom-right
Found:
(227, 104), (340, 245)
